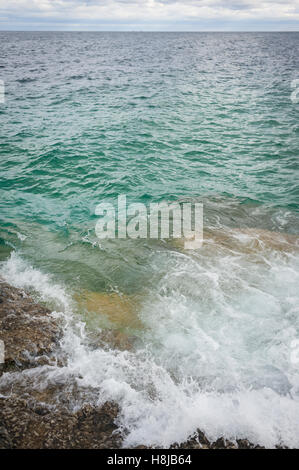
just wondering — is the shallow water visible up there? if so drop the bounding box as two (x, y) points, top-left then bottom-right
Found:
(1, 32), (299, 448)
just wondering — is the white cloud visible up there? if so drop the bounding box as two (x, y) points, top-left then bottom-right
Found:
(0, 0), (298, 29)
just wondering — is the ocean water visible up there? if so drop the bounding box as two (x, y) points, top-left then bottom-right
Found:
(0, 32), (299, 448)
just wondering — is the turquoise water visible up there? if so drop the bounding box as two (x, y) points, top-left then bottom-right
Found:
(1, 32), (299, 447)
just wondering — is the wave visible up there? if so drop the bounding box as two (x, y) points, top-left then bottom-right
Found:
(1, 237), (299, 448)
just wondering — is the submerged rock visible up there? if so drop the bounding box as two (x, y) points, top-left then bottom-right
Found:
(172, 227), (299, 255)
(76, 290), (142, 330)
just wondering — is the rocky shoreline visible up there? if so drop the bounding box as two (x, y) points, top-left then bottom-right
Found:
(0, 279), (259, 449)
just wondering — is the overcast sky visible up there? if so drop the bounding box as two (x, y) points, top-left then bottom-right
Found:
(0, 0), (298, 31)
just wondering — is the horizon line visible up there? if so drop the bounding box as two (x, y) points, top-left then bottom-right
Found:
(0, 29), (298, 33)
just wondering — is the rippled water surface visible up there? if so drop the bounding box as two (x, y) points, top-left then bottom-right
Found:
(1, 32), (299, 448)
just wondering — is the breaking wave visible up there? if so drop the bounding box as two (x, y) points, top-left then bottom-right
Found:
(1, 231), (299, 448)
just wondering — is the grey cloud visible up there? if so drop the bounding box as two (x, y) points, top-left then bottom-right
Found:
(0, 0), (298, 31)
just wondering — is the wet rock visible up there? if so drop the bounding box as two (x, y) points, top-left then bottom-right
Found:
(0, 280), (121, 449)
(0, 425), (13, 449)
(211, 437), (236, 449)
(173, 429), (262, 449)
(0, 279), (61, 375)
(0, 395), (121, 449)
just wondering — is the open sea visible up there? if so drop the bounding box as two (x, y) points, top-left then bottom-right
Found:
(1, 31), (299, 447)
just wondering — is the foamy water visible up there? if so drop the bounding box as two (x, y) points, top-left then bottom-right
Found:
(1, 230), (299, 448)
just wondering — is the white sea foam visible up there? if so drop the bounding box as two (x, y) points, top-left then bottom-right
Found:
(1, 246), (299, 448)
(0, 252), (71, 312)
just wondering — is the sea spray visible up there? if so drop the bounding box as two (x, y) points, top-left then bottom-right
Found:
(1, 243), (299, 448)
